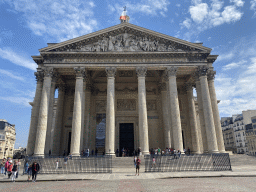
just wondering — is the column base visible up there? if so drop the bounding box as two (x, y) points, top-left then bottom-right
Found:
(218, 150), (226, 153)
(71, 153), (81, 157)
(33, 154), (45, 158)
(208, 150), (219, 153)
(142, 151), (150, 155)
(192, 151), (202, 154)
(105, 152), (115, 156)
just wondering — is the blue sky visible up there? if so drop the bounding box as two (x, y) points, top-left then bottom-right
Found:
(0, 0), (256, 148)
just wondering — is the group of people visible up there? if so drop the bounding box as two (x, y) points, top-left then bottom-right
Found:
(81, 148), (98, 157)
(116, 148), (142, 157)
(149, 147), (191, 156)
(0, 158), (40, 182)
(1, 158), (21, 182)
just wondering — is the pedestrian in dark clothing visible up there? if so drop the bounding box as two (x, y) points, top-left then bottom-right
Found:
(188, 148), (191, 155)
(32, 162), (40, 182)
(95, 148), (98, 157)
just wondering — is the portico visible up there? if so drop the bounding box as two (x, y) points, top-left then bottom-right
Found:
(27, 22), (225, 156)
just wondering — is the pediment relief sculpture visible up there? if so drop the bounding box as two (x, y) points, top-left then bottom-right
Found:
(54, 33), (198, 53)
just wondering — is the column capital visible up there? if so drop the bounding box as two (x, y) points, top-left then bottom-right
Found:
(136, 67), (147, 77)
(166, 66), (178, 77)
(74, 67), (87, 79)
(185, 83), (193, 92)
(105, 67), (116, 78)
(207, 70), (216, 81)
(42, 67), (54, 78)
(57, 84), (66, 92)
(34, 71), (44, 83)
(196, 66), (209, 77)
(160, 82), (167, 91)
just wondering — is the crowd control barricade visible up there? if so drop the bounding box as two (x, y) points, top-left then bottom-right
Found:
(145, 153), (232, 172)
(24, 156), (112, 174)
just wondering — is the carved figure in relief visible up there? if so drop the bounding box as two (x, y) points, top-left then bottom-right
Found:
(108, 36), (115, 51)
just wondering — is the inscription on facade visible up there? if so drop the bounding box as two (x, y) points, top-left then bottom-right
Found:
(44, 57), (187, 64)
(117, 99), (136, 111)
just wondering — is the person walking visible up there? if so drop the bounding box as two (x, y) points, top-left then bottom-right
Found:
(32, 162), (40, 182)
(151, 157), (156, 168)
(95, 148), (98, 157)
(4, 158), (9, 176)
(11, 161), (18, 182)
(135, 156), (141, 176)
(187, 148), (191, 155)
(1, 158), (5, 174)
(133, 156), (137, 168)
(27, 164), (32, 182)
(16, 160), (21, 178)
(24, 161), (29, 175)
(7, 160), (13, 179)
(56, 159), (59, 170)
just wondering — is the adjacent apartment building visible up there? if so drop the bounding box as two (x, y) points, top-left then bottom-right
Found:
(0, 119), (16, 159)
(221, 110), (256, 154)
(245, 116), (256, 156)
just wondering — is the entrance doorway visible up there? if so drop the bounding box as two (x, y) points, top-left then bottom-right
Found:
(119, 123), (134, 157)
(68, 132), (71, 155)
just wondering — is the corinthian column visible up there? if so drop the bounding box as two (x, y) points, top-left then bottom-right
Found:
(161, 82), (171, 148)
(105, 67), (116, 155)
(166, 67), (184, 153)
(195, 75), (208, 153)
(208, 70), (225, 153)
(52, 84), (65, 156)
(70, 67), (86, 156)
(186, 83), (200, 154)
(197, 66), (218, 153)
(27, 70), (44, 156)
(45, 73), (58, 154)
(136, 67), (149, 155)
(34, 68), (54, 157)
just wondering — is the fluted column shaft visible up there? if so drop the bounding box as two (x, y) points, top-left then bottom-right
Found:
(198, 67), (218, 153)
(166, 67), (184, 153)
(166, 81), (174, 148)
(187, 84), (200, 154)
(52, 85), (65, 155)
(208, 71), (225, 153)
(27, 71), (44, 156)
(136, 67), (149, 155)
(161, 83), (171, 148)
(195, 79), (208, 153)
(34, 68), (53, 156)
(105, 67), (116, 155)
(45, 75), (57, 154)
(70, 67), (86, 156)
(80, 81), (86, 152)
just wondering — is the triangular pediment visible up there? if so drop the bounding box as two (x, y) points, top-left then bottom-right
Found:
(39, 23), (211, 53)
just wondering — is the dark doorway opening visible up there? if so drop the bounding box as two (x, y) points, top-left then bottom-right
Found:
(182, 130), (185, 149)
(119, 123), (134, 157)
(68, 132), (71, 155)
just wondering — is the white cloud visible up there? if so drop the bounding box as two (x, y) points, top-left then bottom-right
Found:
(176, 4), (181, 7)
(217, 52), (235, 61)
(0, 69), (24, 81)
(230, 0), (245, 7)
(3, 0), (98, 42)
(189, 3), (208, 23)
(222, 60), (246, 70)
(251, 0), (256, 16)
(0, 96), (31, 107)
(180, 0), (244, 38)
(214, 36), (256, 117)
(0, 48), (37, 71)
(108, 0), (170, 18)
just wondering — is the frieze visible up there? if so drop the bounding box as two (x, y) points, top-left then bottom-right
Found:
(44, 57), (188, 64)
(96, 100), (107, 112)
(119, 71), (133, 77)
(147, 100), (157, 111)
(117, 99), (136, 111)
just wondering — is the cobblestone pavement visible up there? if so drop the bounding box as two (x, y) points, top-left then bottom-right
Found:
(0, 177), (256, 192)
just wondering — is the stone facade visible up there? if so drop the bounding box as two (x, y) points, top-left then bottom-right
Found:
(246, 116), (256, 156)
(27, 22), (224, 156)
(0, 119), (16, 159)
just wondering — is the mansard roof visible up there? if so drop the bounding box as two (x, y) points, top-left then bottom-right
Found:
(39, 22), (212, 53)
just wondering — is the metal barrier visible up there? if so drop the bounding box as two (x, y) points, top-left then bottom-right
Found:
(145, 153), (232, 172)
(24, 156), (112, 174)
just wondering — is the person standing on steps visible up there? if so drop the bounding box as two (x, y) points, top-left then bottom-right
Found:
(135, 156), (141, 176)
(134, 156), (137, 168)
